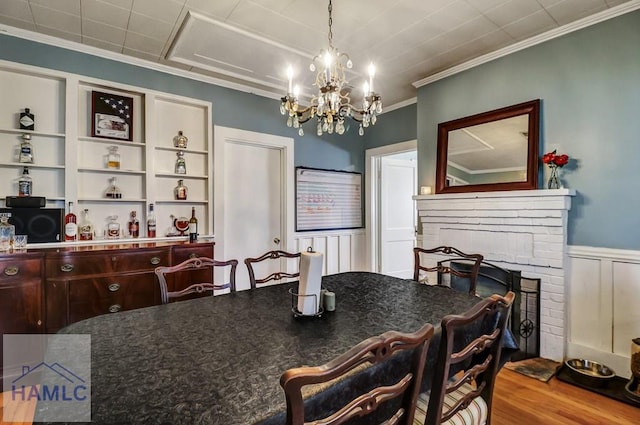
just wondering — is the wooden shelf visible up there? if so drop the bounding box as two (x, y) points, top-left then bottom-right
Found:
(78, 136), (145, 147)
(0, 127), (65, 138)
(78, 167), (145, 175)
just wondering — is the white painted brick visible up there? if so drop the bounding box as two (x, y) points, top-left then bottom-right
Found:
(549, 309), (564, 319)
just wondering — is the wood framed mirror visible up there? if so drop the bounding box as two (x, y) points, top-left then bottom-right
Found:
(435, 99), (540, 194)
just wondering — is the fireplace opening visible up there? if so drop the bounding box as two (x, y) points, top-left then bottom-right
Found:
(441, 260), (541, 362)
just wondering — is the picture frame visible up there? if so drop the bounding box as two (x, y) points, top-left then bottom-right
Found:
(91, 91), (133, 141)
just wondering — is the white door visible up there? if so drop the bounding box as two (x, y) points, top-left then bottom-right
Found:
(380, 156), (417, 278)
(214, 127), (294, 291)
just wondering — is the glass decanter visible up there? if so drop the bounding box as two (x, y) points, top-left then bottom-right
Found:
(106, 215), (121, 239)
(105, 177), (122, 199)
(175, 151), (186, 174)
(106, 146), (120, 169)
(0, 213), (15, 251)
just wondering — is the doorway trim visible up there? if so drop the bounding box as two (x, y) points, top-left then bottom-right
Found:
(365, 139), (417, 272)
(213, 126), (295, 262)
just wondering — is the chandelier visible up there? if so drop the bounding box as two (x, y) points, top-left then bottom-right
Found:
(280, 0), (382, 137)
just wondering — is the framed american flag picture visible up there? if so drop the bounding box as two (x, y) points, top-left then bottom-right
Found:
(91, 91), (133, 141)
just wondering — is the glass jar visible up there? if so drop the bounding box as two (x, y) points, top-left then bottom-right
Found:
(106, 215), (121, 239)
(173, 130), (188, 149)
(0, 213), (15, 251)
(632, 338), (640, 379)
(174, 179), (188, 200)
(175, 151), (186, 174)
(106, 146), (120, 169)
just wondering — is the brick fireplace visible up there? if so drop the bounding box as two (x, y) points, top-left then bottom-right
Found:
(415, 189), (575, 361)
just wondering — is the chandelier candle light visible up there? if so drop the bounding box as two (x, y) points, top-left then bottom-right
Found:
(280, 0), (382, 137)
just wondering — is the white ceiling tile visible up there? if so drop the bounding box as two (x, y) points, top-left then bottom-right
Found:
(605, 0), (631, 6)
(0, 0), (33, 22)
(427, 0), (480, 31)
(0, 15), (36, 31)
(124, 30), (165, 54)
(465, 0), (510, 13)
(82, 0), (131, 29)
(82, 35), (123, 53)
(546, 0), (608, 25)
(98, 0), (134, 9)
(123, 46), (161, 62)
(128, 12), (174, 40)
(502, 9), (558, 40)
(82, 18), (126, 45)
(29, 0), (80, 16)
(183, 0), (245, 20)
(37, 24), (82, 42)
(132, 0), (183, 25)
(535, 0), (564, 7)
(482, 0), (545, 27)
(31, 3), (81, 33)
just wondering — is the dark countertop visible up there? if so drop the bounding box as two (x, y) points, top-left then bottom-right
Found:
(35, 272), (499, 425)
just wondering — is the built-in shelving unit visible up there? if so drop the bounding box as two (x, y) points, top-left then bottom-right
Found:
(0, 61), (213, 240)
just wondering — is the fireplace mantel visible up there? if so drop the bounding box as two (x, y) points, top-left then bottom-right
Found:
(414, 188), (575, 360)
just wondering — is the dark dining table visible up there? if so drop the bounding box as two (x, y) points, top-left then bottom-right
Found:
(35, 272), (516, 425)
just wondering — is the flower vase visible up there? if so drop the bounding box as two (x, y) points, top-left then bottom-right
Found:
(547, 166), (560, 189)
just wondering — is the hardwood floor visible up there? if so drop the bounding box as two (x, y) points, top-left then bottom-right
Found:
(2, 368), (638, 424)
(493, 369), (639, 425)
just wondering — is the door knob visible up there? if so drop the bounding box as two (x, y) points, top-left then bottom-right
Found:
(273, 237), (280, 244)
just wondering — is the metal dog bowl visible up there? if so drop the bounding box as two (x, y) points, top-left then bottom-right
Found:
(564, 358), (616, 388)
(624, 377), (640, 405)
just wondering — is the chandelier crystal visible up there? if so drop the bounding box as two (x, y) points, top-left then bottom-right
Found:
(280, 0), (382, 137)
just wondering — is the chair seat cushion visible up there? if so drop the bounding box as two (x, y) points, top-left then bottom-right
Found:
(414, 382), (488, 425)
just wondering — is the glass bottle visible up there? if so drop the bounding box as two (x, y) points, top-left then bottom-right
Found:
(174, 179), (188, 200)
(105, 177), (122, 199)
(189, 206), (198, 243)
(19, 133), (34, 163)
(106, 146), (121, 169)
(0, 213), (15, 251)
(19, 108), (34, 131)
(146, 203), (156, 238)
(175, 151), (186, 174)
(173, 130), (188, 148)
(18, 167), (33, 197)
(64, 201), (78, 241)
(128, 210), (139, 238)
(79, 208), (95, 241)
(106, 215), (121, 239)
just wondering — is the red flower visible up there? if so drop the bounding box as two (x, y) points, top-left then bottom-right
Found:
(542, 150), (569, 168)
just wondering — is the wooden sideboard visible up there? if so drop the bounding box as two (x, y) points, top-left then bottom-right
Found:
(0, 240), (214, 380)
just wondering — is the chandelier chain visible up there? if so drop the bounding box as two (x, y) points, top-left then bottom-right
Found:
(327, 0), (333, 47)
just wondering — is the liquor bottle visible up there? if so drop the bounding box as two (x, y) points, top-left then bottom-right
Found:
(175, 151), (186, 174)
(19, 108), (35, 131)
(19, 133), (34, 163)
(128, 210), (139, 238)
(189, 207), (198, 243)
(18, 167), (33, 197)
(147, 203), (156, 238)
(106, 146), (120, 169)
(173, 130), (188, 148)
(65, 201), (78, 241)
(79, 208), (95, 241)
(174, 179), (188, 200)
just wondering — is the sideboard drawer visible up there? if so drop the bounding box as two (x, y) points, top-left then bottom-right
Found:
(172, 243), (214, 264)
(68, 273), (158, 322)
(0, 257), (42, 285)
(47, 249), (170, 278)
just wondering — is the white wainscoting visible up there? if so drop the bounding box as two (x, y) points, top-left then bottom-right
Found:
(293, 229), (367, 275)
(567, 245), (640, 378)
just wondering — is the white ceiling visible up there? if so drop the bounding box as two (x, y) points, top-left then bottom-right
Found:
(0, 0), (636, 108)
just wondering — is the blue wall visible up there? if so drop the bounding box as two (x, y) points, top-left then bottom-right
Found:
(0, 34), (364, 173)
(415, 10), (640, 250)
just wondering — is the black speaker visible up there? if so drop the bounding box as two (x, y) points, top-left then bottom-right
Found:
(5, 196), (46, 208)
(1, 208), (63, 243)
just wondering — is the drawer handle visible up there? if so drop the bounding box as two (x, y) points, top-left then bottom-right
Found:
(189, 253), (198, 259)
(108, 283), (121, 292)
(60, 263), (74, 272)
(108, 304), (122, 313)
(4, 266), (19, 276)
(150, 256), (161, 265)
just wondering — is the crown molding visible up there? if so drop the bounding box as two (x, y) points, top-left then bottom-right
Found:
(413, 0), (640, 88)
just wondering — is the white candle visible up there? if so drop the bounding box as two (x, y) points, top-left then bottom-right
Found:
(420, 186), (432, 195)
(286, 66), (293, 94)
(368, 63), (375, 93)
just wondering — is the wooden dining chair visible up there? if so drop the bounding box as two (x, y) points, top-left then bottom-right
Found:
(413, 246), (483, 295)
(280, 323), (435, 425)
(415, 291), (515, 425)
(244, 250), (301, 289)
(155, 257), (238, 304)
